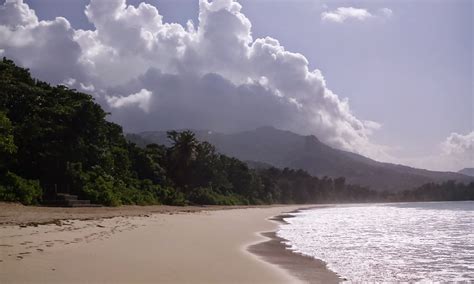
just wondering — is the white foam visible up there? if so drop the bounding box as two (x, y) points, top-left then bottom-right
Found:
(277, 202), (474, 282)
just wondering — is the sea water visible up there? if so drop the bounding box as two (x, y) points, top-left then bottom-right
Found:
(277, 201), (474, 282)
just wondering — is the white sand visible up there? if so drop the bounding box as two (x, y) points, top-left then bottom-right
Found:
(1, 206), (306, 283)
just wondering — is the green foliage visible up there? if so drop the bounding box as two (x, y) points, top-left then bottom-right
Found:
(0, 111), (16, 156)
(0, 172), (42, 205)
(166, 130), (199, 190)
(81, 171), (122, 207)
(67, 164), (181, 206)
(187, 187), (245, 205)
(393, 181), (474, 202)
(0, 57), (472, 207)
(0, 111), (16, 172)
(155, 185), (187, 206)
(0, 58), (178, 206)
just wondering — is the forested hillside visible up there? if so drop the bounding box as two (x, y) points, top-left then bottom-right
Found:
(1, 58), (472, 206)
(0, 58), (381, 205)
(136, 127), (474, 192)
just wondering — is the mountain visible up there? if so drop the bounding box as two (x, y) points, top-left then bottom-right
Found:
(129, 126), (474, 192)
(459, 168), (474, 177)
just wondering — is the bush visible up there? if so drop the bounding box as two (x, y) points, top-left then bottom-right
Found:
(188, 187), (218, 205)
(78, 171), (187, 206)
(187, 187), (245, 205)
(81, 173), (122, 207)
(157, 186), (187, 206)
(119, 179), (159, 205)
(0, 172), (42, 205)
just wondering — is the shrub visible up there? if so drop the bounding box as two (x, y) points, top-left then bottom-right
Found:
(82, 174), (122, 207)
(0, 172), (42, 205)
(187, 187), (246, 205)
(158, 186), (187, 206)
(119, 181), (158, 206)
(78, 172), (187, 206)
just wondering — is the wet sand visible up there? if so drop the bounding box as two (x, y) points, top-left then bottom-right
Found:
(249, 211), (341, 283)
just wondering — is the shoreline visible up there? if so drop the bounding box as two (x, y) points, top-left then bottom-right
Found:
(1, 202), (342, 283)
(248, 207), (342, 283)
(0, 205), (307, 283)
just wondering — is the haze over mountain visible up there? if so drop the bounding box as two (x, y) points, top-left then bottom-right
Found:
(129, 126), (473, 192)
(459, 168), (474, 177)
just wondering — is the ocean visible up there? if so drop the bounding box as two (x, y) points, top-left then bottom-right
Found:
(277, 201), (474, 282)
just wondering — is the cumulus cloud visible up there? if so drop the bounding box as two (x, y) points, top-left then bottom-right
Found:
(106, 88), (152, 112)
(398, 131), (474, 172)
(321, 7), (392, 23)
(321, 7), (372, 23)
(0, 0), (389, 160)
(0, 0), (37, 27)
(439, 131), (474, 171)
(0, 0), (86, 84)
(442, 131), (474, 156)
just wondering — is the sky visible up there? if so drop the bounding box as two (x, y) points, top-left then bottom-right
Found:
(0, 0), (472, 171)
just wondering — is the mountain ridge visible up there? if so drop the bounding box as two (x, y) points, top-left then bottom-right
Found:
(129, 126), (473, 192)
(459, 168), (474, 177)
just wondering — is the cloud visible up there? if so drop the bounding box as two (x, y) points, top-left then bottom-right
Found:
(321, 7), (392, 23)
(379, 8), (393, 18)
(0, 0), (86, 85)
(0, 0), (37, 27)
(106, 88), (152, 112)
(321, 7), (372, 23)
(0, 0), (389, 161)
(442, 131), (474, 156)
(398, 131), (474, 172)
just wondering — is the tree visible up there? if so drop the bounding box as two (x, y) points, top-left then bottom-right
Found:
(0, 111), (16, 170)
(1, 58), (472, 207)
(166, 130), (199, 190)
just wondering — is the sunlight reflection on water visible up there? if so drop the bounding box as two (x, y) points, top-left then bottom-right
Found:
(277, 201), (474, 282)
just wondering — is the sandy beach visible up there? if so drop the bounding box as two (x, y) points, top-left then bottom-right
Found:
(0, 203), (339, 283)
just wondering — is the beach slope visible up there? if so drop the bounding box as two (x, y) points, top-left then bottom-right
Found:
(0, 206), (338, 283)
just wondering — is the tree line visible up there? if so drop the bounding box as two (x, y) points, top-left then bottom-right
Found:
(0, 58), (472, 206)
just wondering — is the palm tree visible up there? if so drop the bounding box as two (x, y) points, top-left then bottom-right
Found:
(167, 130), (198, 190)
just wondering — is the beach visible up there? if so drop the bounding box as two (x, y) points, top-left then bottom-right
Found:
(0, 203), (339, 283)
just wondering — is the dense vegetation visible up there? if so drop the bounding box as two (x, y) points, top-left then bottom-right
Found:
(393, 181), (474, 202)
(1, 58), (473, 206)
